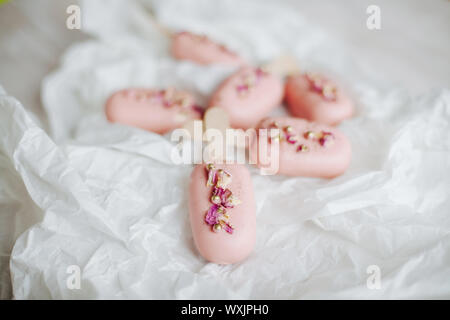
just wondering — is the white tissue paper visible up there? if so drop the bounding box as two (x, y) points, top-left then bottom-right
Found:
(1, 0), (449, 299)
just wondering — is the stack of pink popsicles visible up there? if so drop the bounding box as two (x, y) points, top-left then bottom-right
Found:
(104, 31), (354, 264)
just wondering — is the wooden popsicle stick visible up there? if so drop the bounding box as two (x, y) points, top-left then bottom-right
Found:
(203, 107), (230, 137)
(183, 107), (247, 163)
(262, 54), (300, 78)
(182, 118), (203, 142)
(141, 4), (175, 38)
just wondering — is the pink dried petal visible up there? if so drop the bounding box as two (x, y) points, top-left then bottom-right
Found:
(306, 74), (326, 93)
(206, 169), (217, 186)
(212, 186), (223, 195)
(286, 135), (297, 144)
(255, 68), (266, 79)
(216, 169), (232, 187)
(319, 137), (327, 146)
(236, 84), (249, 92)
(205, 204), (220, 225)
(191, 104), (204, 116)
(222, 189), (232, 201)
(222, 189), (234, 208)
(212, 186), (224, 201)
(211, 187), (234, 208)
(223, 222), (234, 234)
(311, 81), (323, 93)
(223, 202), (233, 209)
(319, 131), (334, 146)
(296, 144), (309, 152)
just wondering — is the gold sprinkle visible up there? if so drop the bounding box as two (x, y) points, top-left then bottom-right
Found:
(305, 131), (315, 139)
(244, 74), (255, 87)
(271, 135), (280, 142)
(322, 85), (337, 99)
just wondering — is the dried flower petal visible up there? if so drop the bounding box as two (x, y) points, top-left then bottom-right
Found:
(236, 84), (249, 93)
(296, 144), (309, 152)
(206, 169), (217, 186)
(322, 85), (337, 101)
(216, 169), (232, 188)
(286, 135), (298, 144)
(305, 73), (337, 101)
(221, 189), (233, 208)
(204, 164), (239, 234)
(319, 131), (335, 146)
(304, 131), (316, 139)
(223, 222), (234, 234)
(227, 195), (241, 207)
(222, 188), (231, 200)
(255, 68), (266, 79)
(191, 104), (204, 116)
(284, 125), (293, 133)
(271, 121), (280, 128)
(205, 204), (220, 225)
(319, 132), (334, 146)
(211, 186), (224, 201)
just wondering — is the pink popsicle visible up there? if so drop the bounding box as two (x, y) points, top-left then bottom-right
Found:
(171, 31), (245, 66)
(250, 117), (352, 178)
(209, 67), (284, 129)
(285, 72), (354, 125)
(189, 163), (256, 264)
(105, 88), (202, 134)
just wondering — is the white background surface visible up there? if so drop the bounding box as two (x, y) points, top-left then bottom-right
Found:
(0, 0), (449, 300)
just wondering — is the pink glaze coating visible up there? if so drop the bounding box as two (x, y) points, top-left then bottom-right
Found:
(209, 67), (284, 129)
(105, 88), (202, 134)
(285, 73), (354, 125)
(171, 31), (246, 66)
(189, 164), (256, 264)
(250, 117), (352, 178)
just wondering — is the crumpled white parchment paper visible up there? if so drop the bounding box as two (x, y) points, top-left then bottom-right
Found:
(1, 0), (449, 299)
